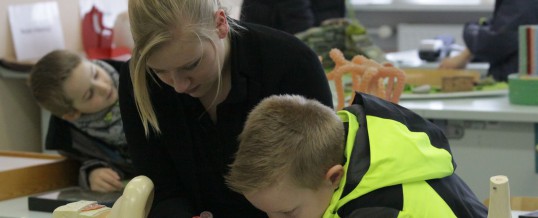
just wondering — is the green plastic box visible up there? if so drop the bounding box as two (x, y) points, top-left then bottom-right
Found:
(508, 74), (538, 105)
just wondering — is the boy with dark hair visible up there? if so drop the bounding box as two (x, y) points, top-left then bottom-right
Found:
(29, 50), (135, 193)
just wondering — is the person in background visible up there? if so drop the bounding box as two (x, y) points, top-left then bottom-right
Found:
(226, 94), (488, 218)
(112, 11), (135, 52)
(240, 0), (346, 34)
(120, 0), (333, 217)
(439, 0), (538, 82)
(29, 50), (135, 193)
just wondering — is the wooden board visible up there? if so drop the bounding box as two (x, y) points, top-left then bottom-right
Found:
(402, 68), (481, 88)
(401, 89), (508, 100)
(484, 196), (538, 211)
(0, 150), (79, 201)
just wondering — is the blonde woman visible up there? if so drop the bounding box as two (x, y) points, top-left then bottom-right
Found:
(119, 0), (333, 217)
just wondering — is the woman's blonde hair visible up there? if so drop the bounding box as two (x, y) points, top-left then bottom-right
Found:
(128, 0), (242, 134)
(225, 95), (345, 194)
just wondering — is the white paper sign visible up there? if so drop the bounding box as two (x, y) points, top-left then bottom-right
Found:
(8, 1), (65, 62)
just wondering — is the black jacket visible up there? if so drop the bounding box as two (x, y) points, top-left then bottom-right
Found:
(331, 93), (487, 217)
(241, 0), (346, 34)
(119, 21), (333, 217)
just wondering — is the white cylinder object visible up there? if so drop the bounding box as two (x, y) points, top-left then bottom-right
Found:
(487, 175), (511, 218)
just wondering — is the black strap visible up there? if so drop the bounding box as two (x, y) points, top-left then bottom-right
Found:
(338, 184), (404, 217)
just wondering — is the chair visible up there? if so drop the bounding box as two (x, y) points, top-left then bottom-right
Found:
(81, 6), (131, 60)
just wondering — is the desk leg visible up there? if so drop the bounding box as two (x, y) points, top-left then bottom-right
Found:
(535, 123), (538, 173)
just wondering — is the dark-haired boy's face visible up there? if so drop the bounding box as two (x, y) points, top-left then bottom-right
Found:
(245, 175), (334, 218)
(63, 61), (118, 115)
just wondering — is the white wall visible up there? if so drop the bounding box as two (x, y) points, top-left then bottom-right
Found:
(448, 121), (538, 201)
(0, 0), (82, 151)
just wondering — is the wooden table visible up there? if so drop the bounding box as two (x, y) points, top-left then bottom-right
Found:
(0, 150), (79, 201)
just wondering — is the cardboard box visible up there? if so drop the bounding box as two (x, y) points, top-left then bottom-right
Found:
(0, 150), (79, 201)
(28, 186), (121, 212)
(441, 76), (475, 92)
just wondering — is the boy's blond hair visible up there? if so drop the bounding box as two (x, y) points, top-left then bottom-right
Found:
(29, 50), (82, 117)
(128, 0), (243, 135)
(226, 95), (345, 194)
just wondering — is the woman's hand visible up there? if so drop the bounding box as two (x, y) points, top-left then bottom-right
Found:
(89, 167), (124, 192)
